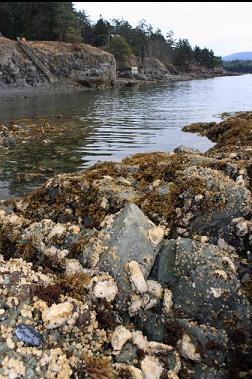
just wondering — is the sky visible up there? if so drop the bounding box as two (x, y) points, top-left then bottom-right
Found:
(73, 2), (252, 57)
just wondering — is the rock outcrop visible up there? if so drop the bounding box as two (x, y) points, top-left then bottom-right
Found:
(0, 38), (116, 89)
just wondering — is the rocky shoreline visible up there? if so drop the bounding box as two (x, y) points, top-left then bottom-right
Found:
(0, 112), (251, 378)
(0, 37), (239, 101)
(0, 70), (239, 102)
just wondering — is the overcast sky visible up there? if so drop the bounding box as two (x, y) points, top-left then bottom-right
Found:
(73, 2), (252, 56)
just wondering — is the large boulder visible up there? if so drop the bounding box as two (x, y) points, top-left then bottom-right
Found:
(79, 203), (164, 309)
(152, 238), (250, 328)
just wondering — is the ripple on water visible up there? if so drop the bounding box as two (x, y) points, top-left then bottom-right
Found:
(0, 74), (252, 199)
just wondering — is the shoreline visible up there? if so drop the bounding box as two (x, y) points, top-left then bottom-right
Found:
(0, 112), (251, 378)
(0, 71), (240, 101)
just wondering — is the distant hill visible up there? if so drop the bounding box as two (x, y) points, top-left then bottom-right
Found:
(223, 52), (252, 61)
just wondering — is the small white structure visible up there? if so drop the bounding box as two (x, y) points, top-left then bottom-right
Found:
(118, 66), (139, 78)
(131, 66), (138, 76)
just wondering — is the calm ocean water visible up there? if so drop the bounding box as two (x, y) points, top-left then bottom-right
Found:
(0, 74), (252, 199)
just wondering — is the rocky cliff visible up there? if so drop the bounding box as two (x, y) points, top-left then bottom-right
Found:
(0, 38), (116, 89)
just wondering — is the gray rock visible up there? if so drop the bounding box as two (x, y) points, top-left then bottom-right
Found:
(168, 238), (249, 327)
(182, 167), (251, 243)
(177, 319), (227, 366)
(150, 239), (176, 283)
(2, 136), (16, 147)
(115, 342), (138, 363)
(96, 203), (164, 308)
(193, 364), (227, 379)
(173, 145), (201, 154)
(133, 311), (166, 343)
(15, 324), (43, 347)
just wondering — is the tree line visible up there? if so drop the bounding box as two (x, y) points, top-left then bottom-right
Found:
(0, 2), (222, 69)
(223, 60), (252, 74)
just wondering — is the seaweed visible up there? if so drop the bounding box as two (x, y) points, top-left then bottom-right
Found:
(95, 299), (120, 330)
(32, 284), (62, 306)
(55, 272), (91, 300)
(78, 354), (114, 379)
(163, 320), (185, 346)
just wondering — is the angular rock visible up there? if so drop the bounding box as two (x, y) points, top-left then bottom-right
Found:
(96, 204), (164, 308)
(150, 239), (176, 284)
(182, 167), (251, 242)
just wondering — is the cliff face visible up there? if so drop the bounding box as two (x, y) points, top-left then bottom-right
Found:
(0, 38), (47, 88)
(0, 38), (116, 89)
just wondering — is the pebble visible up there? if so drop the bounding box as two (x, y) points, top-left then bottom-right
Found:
(148, 341), (173, 353)
(229, 152), (237, 159)
(128, 294), (143, 315)
(163, 289), (173, 314)
(236, 220), (248, 236)
(128, 366), (144, 379)
(147, 280), (163, 299)
(141, 355), (163, 379)
(111, 326), (132, 354)
(177, 334), (201, 362)
(15, 324), (43, 347)
(132, 331), (149, 352)
(93, 275), (118, 302)
(193, 234), (209, 243)
(65, 259), (84, 274)
(148, 226), (165, 246)
(128, 261), (148, 294)
(167, 371), (180, 379)
(42, 302), (73, 329)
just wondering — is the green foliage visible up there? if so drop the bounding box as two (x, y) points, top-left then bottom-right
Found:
(173, 39), (194, 68)
(108, 35), (132, 68)
(0, 2), (221, 69)
(223, 60), (252, 73)
(93, 17), (111, 46)
(0, 2), (14, 38)
(76, 10), (94, 45)
(194, 45), (222, 68)
(0, 2), (82, 42)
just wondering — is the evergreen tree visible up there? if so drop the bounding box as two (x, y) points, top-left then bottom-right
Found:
(0, 2), (222, 69)
(0, 2), (13, 38)
(76, 10), (95, 44)
(108, 35), (132, 69)
(94, 17), (111, 46)
(52, 2), (81, 42)
(173, 39), (194, 68)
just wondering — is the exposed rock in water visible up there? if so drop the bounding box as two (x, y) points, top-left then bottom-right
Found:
(0, 111), (251, 378)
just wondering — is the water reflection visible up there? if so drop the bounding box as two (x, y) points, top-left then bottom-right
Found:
(0, 74), (252, 199)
